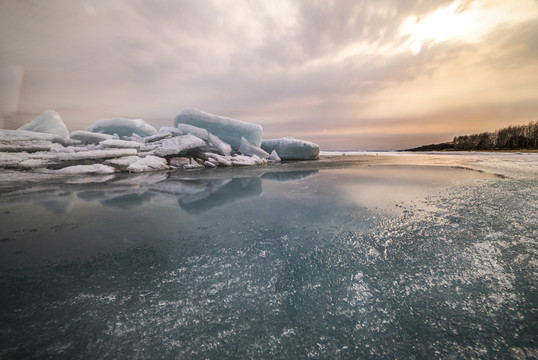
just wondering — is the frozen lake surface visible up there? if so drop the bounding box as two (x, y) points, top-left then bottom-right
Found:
(1, 152), (537, 359)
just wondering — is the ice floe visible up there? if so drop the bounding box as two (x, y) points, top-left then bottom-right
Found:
(262, 137), (320, 160)
(174, 108), (263, 150)
(1, 108), (321, 176)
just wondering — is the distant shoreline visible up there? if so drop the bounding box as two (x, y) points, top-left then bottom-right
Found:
(403, 147), (538, 153)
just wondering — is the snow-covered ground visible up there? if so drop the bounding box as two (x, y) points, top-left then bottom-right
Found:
(320, 151), (538, 179)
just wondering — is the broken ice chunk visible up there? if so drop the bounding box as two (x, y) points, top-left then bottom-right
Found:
(143, 132), (172, 143)
(56, 164), (117, 175)
(151, 135), (206, 157)
(104, 155), (141, 170)
(0, 129), (78, 147)
(104, 155), (168, 172)
(126, 156), (168, 173)
(238, 137), (270, 158)
(174, 108), (262, 150)
(99, 139), (142, 149)
(203, 152), (233, 167)
(18, 110), (69, 138)
(207, 133), (232, 156)
(231, 154), (266, 166)
(87, 118), (158, 138)
(261, 137), (320, 160)
(269, 150), (281, 162)
(161, 124), (232, 156)
(18, 159), (51, 170)
(173, 124), (210, 139)
(70, 130), (118, 144)
(169, 157), (191, 168)
(0, 152), (30, 167)
(55, 149), (138, 161)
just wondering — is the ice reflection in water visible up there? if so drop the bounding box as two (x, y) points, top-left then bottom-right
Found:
(0, 162), (536, 359)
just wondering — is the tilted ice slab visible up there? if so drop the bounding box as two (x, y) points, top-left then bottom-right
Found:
(70, 130), (118, 144)
(174, 108), (262, 150)
(18, 110), (69, 138)
(238, 137), (270, 158)
(261, 137), (320, 160)
(160, 125), (232, 156)
(143, 132), (172, 143)
(87, 118), (157, 138)
(151, 134), (206, 157)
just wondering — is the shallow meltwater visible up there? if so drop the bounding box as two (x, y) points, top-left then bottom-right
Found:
(0, 160), (536, 359)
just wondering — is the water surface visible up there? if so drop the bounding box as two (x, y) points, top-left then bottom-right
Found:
(1, 156), (536, 359)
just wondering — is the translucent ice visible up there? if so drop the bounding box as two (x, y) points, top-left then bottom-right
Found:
(17, 110), (69, 138)
(87, 118), (157, 138)
(161, 125), (232, 156)
(174, 108), (262, 150)
(163, 124), (209, 140)
(261, 137), (320, 160)
(269, 150), (281, 162)
(238, 137), (270, 158)
(206, 133), (232, 156)
(70, 130), (117, 144)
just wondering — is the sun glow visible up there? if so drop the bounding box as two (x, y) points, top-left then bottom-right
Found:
(401, 0), (538, 55)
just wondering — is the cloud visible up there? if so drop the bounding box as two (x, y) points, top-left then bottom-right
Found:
(1, 0), (537, 150)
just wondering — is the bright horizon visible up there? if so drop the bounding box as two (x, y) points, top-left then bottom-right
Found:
(1, 0), (538, 150)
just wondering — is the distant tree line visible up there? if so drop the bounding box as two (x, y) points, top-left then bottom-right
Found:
(453, 121), (538, 150)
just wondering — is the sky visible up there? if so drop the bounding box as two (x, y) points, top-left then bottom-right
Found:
(1, 0), (537, 150)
